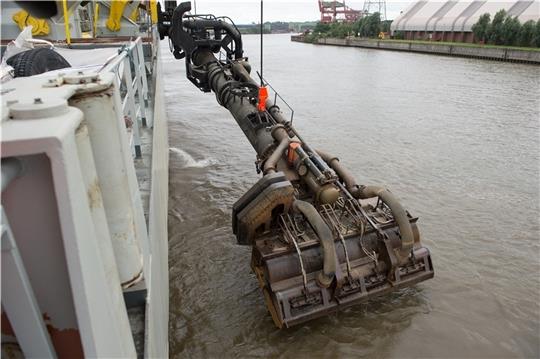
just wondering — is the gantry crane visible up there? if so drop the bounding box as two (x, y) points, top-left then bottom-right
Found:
(318, 1), (362, 23)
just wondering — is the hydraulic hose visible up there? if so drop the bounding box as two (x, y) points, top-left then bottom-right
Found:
(292, 200), (336, 288)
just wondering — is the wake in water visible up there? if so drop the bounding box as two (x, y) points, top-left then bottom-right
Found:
(169, 147), (215, 168)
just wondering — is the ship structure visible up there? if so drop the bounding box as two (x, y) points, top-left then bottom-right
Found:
(1, 1), (168, 357)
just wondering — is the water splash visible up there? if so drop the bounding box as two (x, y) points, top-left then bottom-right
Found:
(169, 147), (214, 168)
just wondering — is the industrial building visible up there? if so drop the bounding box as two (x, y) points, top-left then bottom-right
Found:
(390, 0), (540, 43)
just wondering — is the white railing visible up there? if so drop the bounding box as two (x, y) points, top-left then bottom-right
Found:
(100, 37), (150, 158)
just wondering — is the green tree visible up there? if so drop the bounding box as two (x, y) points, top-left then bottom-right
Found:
(488, 9), (506, 45)
(381, 20), (393, 33)
(314, 21), (330, 34)
(354, 13), (382, 37)
(472, 13), (490, 43)
(353, 16), (366, 36)
(501, 16), (521, 46)
(336, 22), (353, 38)
(365, 12), (382, 37)
(518, 20), (535, 47)
(534, 19), (540, 47)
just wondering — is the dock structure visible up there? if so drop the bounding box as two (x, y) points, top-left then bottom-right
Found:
(291, 35), (540, 64)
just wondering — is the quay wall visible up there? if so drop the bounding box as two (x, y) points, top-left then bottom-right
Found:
(290, 36), (540, 64)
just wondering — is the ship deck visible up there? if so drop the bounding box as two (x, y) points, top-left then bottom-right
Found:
(1, 35), (169, 358)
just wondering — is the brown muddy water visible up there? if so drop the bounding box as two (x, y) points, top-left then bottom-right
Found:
(165, 34), (540, 358)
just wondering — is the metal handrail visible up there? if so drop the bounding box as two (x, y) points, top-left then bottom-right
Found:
(99, 37), (149, 158)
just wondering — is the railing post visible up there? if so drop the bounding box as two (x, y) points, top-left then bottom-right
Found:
(136, 39), (150, 123)
(133, 39), (148, 127)
(122, 56), (142, 158)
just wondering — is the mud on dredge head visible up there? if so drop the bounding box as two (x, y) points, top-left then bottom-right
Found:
(159, 1), (434, 328)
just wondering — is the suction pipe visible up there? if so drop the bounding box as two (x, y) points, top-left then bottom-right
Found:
(292, 200), (336, 288)
(317, 150), (414, 262)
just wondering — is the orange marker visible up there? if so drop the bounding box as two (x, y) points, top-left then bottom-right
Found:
(287, 142), (301, 165)
(257, 86), (268, 112)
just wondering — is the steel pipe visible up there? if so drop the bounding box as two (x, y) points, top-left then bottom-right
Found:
(358, 186), (415, 262)
(317, 150), (414, 263)
(316, 150), (361, 197)
(263, 125), (290, 174)
(292, 200), (336, 288)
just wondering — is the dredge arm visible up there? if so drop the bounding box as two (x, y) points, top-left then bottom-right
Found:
(160, 1), (434, 328)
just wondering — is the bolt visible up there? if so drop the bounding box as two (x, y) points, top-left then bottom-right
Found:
(34, 98), (43, 104)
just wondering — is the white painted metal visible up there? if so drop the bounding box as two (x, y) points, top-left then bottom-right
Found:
(144, 44), (170, 359)
(1, 207), (57, 359)
(122, 55), (143, 158)
(1, 29), (168, 357)
(68, 73), (146, 288)
(2, 154), (82, 343)
(97, 41), (154, 281)
(135, 37), (150, 124)
(73, 122), (137, 353)
(100, 38), (150, 156)
(2, 96), (137, 357)
(109, 69), (152, 283)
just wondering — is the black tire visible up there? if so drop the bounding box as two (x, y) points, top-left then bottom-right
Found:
(6, 48), (71, 78)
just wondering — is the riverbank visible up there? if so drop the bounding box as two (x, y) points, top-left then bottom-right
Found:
(291, 35), (540, 64)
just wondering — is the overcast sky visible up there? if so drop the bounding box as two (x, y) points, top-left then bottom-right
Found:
(187, 1), (414, 24)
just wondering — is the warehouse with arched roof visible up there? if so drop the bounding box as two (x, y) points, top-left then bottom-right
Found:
(390, 0), (540, 43)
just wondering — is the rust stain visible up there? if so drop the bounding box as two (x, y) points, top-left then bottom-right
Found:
(43, 313), (84, 359)
(75, 121), (88, 135)
(70, 87), (114, 102)
(122, 268), (144, 288)
(87, 178), (103, 209)
(2, 311), (84, 358)
(1, 311), (15, 336)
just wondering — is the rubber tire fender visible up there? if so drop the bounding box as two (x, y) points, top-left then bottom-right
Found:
(6, 48), (71, 78)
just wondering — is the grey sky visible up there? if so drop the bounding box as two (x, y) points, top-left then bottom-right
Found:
(188, 1), (413, 24)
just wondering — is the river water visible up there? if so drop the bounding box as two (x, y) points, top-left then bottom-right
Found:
(164, 34), (540, 358)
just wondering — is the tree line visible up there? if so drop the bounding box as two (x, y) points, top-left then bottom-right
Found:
(472, 10), (540, 47)
(311, 13), (391, 40)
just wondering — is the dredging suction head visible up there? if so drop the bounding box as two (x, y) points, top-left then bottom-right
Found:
(232, 174), (434, 328)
